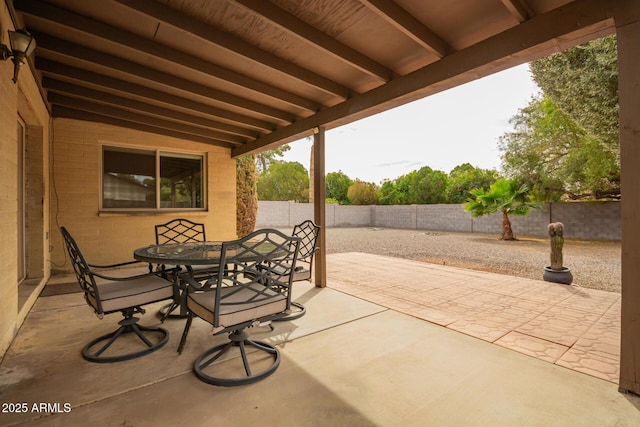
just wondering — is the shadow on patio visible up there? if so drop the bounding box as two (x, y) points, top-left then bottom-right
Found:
(1, 253), (639, 426)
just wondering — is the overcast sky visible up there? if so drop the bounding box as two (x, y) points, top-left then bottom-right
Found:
(280, 63), (541, 184)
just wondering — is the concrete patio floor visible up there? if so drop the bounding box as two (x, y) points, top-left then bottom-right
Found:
(1, 253), (638, 426)
(329, 253), (623, 383)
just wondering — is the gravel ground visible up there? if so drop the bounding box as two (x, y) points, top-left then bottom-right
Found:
(320, 227), (621, 293)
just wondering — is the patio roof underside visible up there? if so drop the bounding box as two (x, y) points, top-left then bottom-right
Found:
(11, 0), (620, 157)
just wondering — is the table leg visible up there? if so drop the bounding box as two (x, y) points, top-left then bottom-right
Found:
(158, 273), (190, 320)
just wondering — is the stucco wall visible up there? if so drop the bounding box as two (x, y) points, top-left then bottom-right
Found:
(49, 119), (237, 271)
(256, 201), (621, 240)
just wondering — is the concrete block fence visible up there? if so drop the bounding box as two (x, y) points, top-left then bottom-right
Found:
(256, 201), (621, 240)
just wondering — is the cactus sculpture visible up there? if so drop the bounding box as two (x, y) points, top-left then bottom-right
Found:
(548, 222), (564, 270)
(543, 222), (573, 284)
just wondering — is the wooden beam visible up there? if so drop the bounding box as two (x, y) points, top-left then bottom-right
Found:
(360, 0), (449, 57)
(232, 0), (617, 157)
(38, 59), (276, 132)
(313, 127), (327, 288)
(114, 0), (351, 100)
(231, 0), (393, 81)
(18, 0), (319, 113)
(616, 10), (640, 395)
(53, 106), (234, 148)
(500, 0), (535, 23)
(44, 77), (259, 140)
(33, 32), (296, 123)
(49, 93), (244, 145)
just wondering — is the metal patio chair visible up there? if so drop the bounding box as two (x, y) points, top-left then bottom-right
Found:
(155, 218), (207, 245)
(177, 228), (300, 387)
(250, 219), (320, 320)
(290, 220), (321, 282)
(60, 227), (177, 363)
(270, 220), (320, 321)
(154, 218), (220, 319)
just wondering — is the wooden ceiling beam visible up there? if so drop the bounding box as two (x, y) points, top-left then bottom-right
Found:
(360, 0), (449, 57)
(114, 0), (351, 100)
(49, 92), (246, 145)
(45, 78), (258, 141)
(232, 0), (616, 157)
(33, 32), (296, 123)
(230, 0), (394, 82)
(500, 0), (535, 23)
(37, 59), (276, 132)
(53, 106), (234, 148)
(18, 0), (319, 113)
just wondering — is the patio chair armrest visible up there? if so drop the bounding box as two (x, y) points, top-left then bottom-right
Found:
(88, 260), (146, 269)
(296, 247), (319, 262)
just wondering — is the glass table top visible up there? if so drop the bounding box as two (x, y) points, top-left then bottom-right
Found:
(133, 240), (282, 265)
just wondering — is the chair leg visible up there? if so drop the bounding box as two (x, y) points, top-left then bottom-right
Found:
(193, 329), (281, 387)
(177, 312), (194, 354)
(82, 315), (169, 363)
(273, 301), (306, 322)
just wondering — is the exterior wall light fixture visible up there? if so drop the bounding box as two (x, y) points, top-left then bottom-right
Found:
(1, 29), (36, 83)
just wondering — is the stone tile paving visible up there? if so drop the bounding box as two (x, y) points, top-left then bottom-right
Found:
(327, 252), (621, 384)
(494, 332), (570, 363)
(515, 306), (603, 347)
(555, 300), (621, 383)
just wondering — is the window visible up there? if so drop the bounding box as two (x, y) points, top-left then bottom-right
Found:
(159, 152), (204, 209)
(102, 145), (205, 210)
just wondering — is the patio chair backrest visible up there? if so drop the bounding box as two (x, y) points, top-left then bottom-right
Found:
(209, 228), (301, 330)
(155, 218), (206, 245)
(60, 227), (103, 314)
(292, 220), (320, 261)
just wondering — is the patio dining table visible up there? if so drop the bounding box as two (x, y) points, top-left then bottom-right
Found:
(133, 239), (287, 317)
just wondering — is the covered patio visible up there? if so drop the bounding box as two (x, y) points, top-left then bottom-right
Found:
(2, 0), (640, 415)
(1, 253), (638, 426)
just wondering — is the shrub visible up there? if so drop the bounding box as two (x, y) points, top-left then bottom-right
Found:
(347, 180), (379, 205)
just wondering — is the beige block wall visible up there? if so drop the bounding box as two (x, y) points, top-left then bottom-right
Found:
(49, 118), (237, 272)
(0, 16), (19, 358)
(0, 4), (51, 358)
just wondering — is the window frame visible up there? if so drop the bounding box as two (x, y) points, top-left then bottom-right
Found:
(100, 143), (207, 213)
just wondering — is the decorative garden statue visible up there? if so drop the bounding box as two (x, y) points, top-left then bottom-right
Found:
(543, 222), (573, 284)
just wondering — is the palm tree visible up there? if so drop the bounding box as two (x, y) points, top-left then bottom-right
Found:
(464, 179), (541, 240)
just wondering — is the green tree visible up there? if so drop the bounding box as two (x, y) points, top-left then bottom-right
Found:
(236, 155), (258, 237)
(463, 179), (542, 241)
(447, 163), (501, 203)
(379, 172), (414, 205)
(325, 171), (353, 205)
(503, 34), (620, 199)
(255, 144), (291, 173)
(499, 95), (618, 199)
(379, 179), (400, 205)
(379, 167), (448, 205)
(257, 161), (309, 202)
(530, 35), (618, 155)
(409, 166), (449, 204)
(347, 180), (379, 205)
